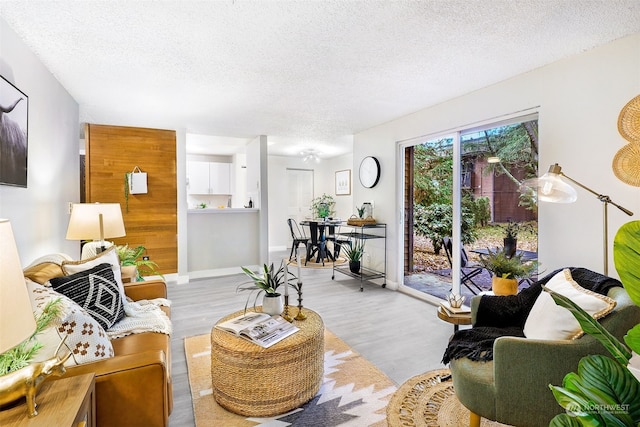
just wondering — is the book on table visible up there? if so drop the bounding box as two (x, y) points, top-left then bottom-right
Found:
(215, 312), (299, 348)
(439, 302), (471, 317)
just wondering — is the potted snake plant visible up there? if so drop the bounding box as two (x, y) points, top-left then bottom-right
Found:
(343, 239), (365, 274)
(237, 262), (289, 316)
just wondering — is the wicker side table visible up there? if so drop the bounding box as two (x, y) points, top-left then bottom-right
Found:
(210, 308), (324, 417)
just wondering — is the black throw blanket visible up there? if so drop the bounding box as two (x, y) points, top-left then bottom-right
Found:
(441, 267), (621, 364)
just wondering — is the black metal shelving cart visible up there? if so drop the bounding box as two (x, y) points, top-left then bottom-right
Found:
(331, 223), (386, 291)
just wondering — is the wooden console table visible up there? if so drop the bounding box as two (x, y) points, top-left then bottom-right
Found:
(0, 373), (95, 427)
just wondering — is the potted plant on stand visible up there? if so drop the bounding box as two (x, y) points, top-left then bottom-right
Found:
(116, 244), (163, 282)
(477, 248), (537, 295)
(343, 239), (365, 275)
(502, 220), (520, 258)
(310, 194), (336, 219)
(237, 262), (289, 316)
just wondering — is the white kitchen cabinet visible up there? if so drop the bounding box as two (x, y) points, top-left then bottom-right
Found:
(187, 161), (231, 194)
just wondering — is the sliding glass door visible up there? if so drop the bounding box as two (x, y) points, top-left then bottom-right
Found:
(402, 116), (539, 300)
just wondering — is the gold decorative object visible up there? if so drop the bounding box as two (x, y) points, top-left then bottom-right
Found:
(282, 295), (294, 322)
(617, 94), (640, 143)
(294, 280), (306, 320)
(0, 338), (71, 417)
(613, 142), (640, 187)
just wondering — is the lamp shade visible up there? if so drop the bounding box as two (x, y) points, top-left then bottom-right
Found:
(522, 164), (578, 203)
(66, 203), (125, 240)
(0, 219), (36, 353)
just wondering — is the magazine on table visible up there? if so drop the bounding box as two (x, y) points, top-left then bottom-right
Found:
(215, 312), (299, 348)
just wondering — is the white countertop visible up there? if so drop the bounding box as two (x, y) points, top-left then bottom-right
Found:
(188, 208), (259, 214)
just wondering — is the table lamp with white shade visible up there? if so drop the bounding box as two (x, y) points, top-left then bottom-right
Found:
(0, 219), (38, 414)
(0, 219), (36, 356)
(66, 203), (126, 258)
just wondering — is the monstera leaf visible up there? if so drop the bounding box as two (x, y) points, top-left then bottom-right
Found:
(614, 220), (640, 354)
(549, 355), (640, 426)
(614, 220), (640, 308)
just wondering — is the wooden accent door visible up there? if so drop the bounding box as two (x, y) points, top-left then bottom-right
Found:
(85, 124), (177, 274)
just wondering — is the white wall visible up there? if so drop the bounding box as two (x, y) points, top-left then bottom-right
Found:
(268, 152), (354, 251)
(0, 17), (80, 265)
(354, 33), (640, 289)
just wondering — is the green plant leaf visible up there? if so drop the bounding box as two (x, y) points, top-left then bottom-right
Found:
(549, 413), (587, 427)
(544, 286), (632, 365)
(613, 220), (640, 308)
(554, 355), (640, 426)
(624, 324), (640, 355)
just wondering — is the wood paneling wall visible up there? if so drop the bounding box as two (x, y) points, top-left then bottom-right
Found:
(85, 124), (177, 274)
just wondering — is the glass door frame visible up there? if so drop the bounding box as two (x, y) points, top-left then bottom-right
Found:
(396, 108), (539, 298)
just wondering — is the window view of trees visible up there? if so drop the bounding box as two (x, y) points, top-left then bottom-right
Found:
(408, 119), (539, 275)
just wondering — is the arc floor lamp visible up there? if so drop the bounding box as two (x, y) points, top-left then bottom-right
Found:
(522, 163), (633, 276)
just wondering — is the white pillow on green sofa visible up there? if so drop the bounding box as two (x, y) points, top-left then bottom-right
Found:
(523, 269), (616, 340)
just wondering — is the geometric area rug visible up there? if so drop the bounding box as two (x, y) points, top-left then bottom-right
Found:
(185, 329), (397, 426)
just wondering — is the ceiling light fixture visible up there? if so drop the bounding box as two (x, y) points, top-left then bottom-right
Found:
(301, 149), (321, 163)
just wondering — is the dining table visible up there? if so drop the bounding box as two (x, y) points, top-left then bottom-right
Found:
(299, 219), (343, 263)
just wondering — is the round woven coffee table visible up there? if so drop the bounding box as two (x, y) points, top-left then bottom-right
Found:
(210, 308), (324, 417)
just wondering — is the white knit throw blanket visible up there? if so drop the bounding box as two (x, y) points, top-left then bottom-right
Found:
(107, 298), (172, 339)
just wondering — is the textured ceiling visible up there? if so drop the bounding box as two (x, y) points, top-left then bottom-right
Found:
(1, 0), (640, 157)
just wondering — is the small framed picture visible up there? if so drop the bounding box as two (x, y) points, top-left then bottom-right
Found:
(335, 169), (351, 195)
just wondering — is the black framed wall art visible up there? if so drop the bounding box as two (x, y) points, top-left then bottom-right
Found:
(0, 75), (28, 187)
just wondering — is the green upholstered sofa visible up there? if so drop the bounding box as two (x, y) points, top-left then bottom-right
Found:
(449, 277), (640, 426)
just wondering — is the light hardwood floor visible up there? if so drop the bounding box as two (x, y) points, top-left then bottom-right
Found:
(167, 256), (455, 426)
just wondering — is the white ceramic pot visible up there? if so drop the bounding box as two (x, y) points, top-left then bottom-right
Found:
(262, 294), (284, 316)
(628, 351), (640, 382)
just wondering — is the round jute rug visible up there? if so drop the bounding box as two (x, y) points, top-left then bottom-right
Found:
(386, 369), (511, 427)
(286, 256), (347, 269)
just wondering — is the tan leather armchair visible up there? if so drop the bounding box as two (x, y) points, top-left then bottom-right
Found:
(57, 278), (173, 427)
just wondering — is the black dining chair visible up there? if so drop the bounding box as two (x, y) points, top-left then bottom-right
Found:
(326, 224), (352, 259)
(442, 237), (486, 294)
(287, 218), (310, 261)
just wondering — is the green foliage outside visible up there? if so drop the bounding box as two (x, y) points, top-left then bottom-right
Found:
(411, 120), (539, 254)
(463, 121), (539, 210)
(471, 196), (491, 227)
(413, 141), (453, 207)
(414, 203), (476, 255)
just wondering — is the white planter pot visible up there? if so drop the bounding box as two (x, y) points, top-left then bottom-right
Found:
(262, 294), (284, 316)
(628, 352), (640, 382)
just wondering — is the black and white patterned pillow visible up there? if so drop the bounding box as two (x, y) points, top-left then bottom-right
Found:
(50, 263), (125, 329)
